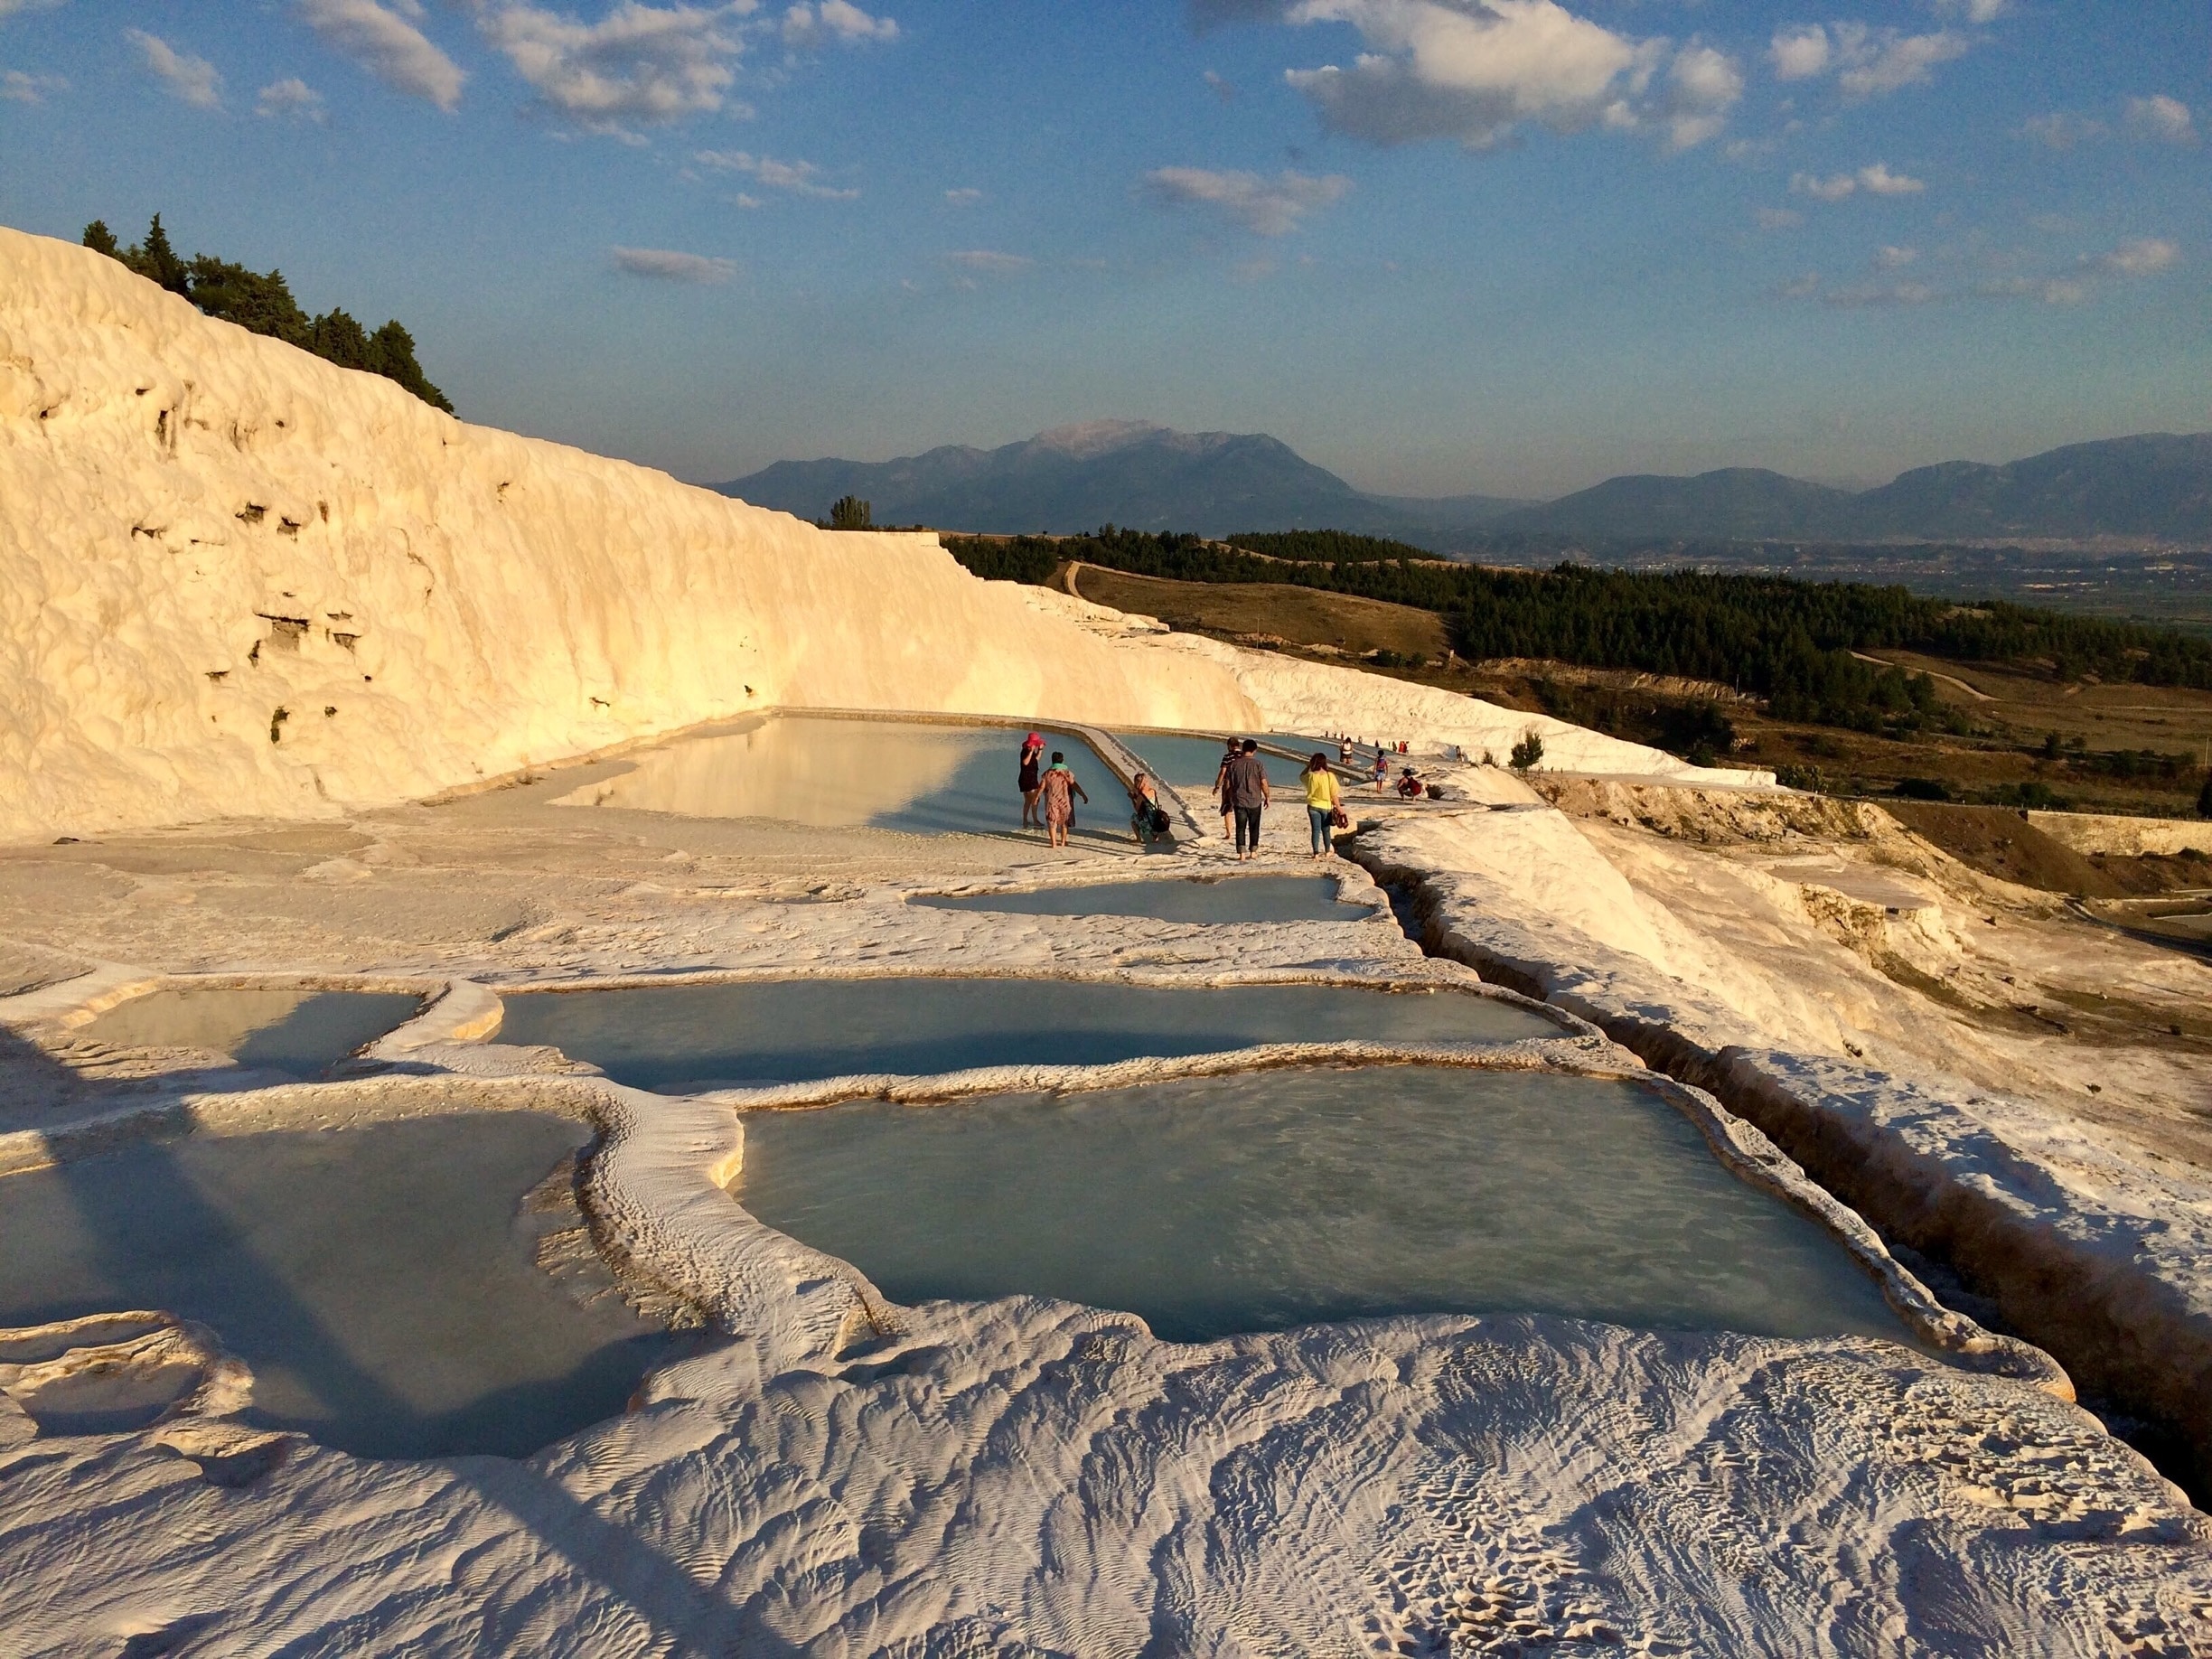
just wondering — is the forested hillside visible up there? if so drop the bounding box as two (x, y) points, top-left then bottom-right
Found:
(81, 214), (453, 412)
(944, 527), (2212, 738)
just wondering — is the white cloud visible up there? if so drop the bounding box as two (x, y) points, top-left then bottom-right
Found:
(1836, 29), (1967, 98)
(611, 245), (736, 282)
(1660, 42), (1741, 151)
(126, 30), (223, 109)
(780, 0), (895, 49)
(2096, 237), (2179, 276)
(297, 0), (463, 109)
(0, 0), (69, 18)
(0, 68), (64, 103)
(1934, 0), (2005, 20)
(944, 249), (1030, 276)
(2124, 94), (2195, 145)
(1275, 0), (1738, 153)
(1776, 272), (1820, 298)
(1143, 165), (1350, 236)
(1856, 161), (1924, 195)
(1754, 206), (1802, 230)
(1790, 170), (1857, 202)
(256, 76), (327, 120)
(1873, 243), (1917, 268)
(693, 148), (858, 199)
(1975, 275), (2088, 305)
(1787, 162), (1922, 202)
(1204, 69), (1234, 102)
(943, 186), (981, 205)
(1768, 24), (1829, 80)
(481, 2), (749, 131)
(1770, 23), (1970, 100)
(2017, 112), (2102, 151)
(1820, 279), (1936, 308)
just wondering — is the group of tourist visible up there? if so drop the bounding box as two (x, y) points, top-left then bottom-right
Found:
(1017, 732), (1361, 859)
(1205, 738), (1350, 862)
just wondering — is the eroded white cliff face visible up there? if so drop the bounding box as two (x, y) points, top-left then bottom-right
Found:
(0, 229), (1268, 841)
(1, 226), (1743, 845)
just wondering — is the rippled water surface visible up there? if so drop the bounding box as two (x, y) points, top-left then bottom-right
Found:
(736, 1066), (1907, 1344)
(498, 978), (1558, 1091)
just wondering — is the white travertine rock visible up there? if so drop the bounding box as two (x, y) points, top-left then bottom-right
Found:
(1, 225), (1744, 843)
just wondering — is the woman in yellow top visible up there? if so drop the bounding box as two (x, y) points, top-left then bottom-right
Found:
(1301, 753), (1342, 860)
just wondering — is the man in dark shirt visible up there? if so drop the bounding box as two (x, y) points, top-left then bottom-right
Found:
(1223, 738), (1270, 860)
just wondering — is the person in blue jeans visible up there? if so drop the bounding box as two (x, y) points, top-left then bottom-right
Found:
(1300, 752), (1342, 858)
(1223, 739), (1270, 860)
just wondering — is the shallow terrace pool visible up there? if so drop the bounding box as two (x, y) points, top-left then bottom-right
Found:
(556, 715), (1129, 840)
(80, 986), (424, 1077)
(737, 1065), (1907, 1344)
(496, 978), (1555, 1092)
(0, 1114), (687, 1457)
(914, 876), (1361, 924)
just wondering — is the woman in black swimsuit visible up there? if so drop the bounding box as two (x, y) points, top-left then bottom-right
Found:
(1018, 732), (1045, 829)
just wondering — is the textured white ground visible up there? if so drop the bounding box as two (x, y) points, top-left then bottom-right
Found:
(4, 220), (2210, 1654)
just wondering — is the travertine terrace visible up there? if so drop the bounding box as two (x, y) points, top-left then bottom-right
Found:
(5, 226), (2210, 1655)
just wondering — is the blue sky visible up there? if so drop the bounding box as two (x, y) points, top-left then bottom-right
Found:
(1, 0), (2204, 498)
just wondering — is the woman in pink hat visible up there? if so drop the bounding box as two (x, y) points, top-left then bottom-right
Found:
(1017, 731), (1046, 829)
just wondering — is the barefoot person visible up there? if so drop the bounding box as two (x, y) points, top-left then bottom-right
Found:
(1039, 750), (1088, 849)
(1129, 771), (1167, 848)
(1017, 732), (1045, 830)
(1212, 737), (1240, 842)
(1302, 752), (1342, 860)
(1224, 738), (1270, 861)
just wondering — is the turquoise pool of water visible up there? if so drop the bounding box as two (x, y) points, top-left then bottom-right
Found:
(0, 1114), (688, 1458)
(555, 715), (1129, 841)
(736, 1064), (1908, 1345)
(496, 978), (1557, 1092)
(81, 987), (424, 1077)
(914, 876), (1361, 924)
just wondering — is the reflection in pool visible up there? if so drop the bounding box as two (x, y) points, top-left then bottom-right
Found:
(496, 978), (1557, 1092)
(0, 1114), (688, 1458)
(555, 715), (1129, 840)
(737, 1065), (1907, 1344)
(81, 987), (424, 1076)
(914, 876), (1362, 924)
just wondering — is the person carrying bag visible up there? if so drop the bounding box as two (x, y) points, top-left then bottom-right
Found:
(1302, 753), (1344, 860)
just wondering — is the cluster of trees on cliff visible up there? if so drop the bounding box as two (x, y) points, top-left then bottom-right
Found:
(941, 526), (2212, 736)
(82, 215), (453, 413)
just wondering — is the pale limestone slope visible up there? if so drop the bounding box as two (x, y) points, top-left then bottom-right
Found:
(0, 228), (1261, 842)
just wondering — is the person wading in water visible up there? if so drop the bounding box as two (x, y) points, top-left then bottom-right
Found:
(1039, 751), (1088, 849)
(1017, 732), (1046, 830)
(1224, 739), (1270, 861)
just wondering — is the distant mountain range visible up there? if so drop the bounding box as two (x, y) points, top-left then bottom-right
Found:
(714, 420), (1528, 542)
(715, 424), (2212, 548)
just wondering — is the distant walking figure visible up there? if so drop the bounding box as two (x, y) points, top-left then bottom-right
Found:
(1224, 739), (1270, 860)
(1338, 737), (1354, 767)
(1018, 732), (1046, 829)
(1213, 737), (1241, 842)
(1302, 753), (1342, 859)
(1370, 749), (1390, 789)
(1039, 751), (1088, 849)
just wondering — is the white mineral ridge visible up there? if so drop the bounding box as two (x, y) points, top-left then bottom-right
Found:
(0, 225), (1726, 844)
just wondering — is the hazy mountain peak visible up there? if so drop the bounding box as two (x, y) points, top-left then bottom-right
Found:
(1027, 419), (1174, 460)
